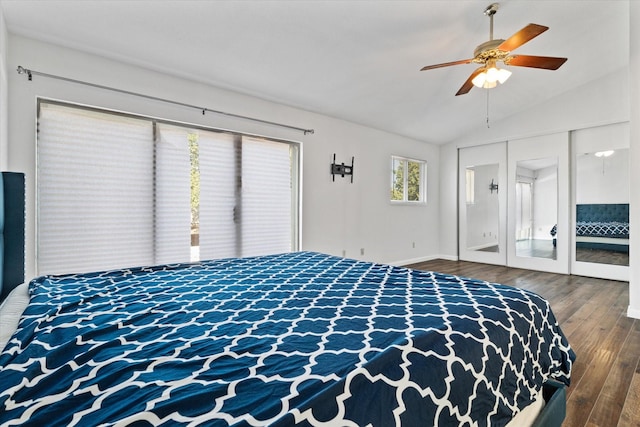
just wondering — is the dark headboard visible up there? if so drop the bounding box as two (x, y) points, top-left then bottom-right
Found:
(0, 172), (25, 302)
(576, 203), (629, 223)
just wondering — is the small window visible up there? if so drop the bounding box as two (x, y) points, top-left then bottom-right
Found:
(391, 156), (426, 203)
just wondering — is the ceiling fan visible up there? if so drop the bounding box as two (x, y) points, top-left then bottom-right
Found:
(420, 3), (567, 96)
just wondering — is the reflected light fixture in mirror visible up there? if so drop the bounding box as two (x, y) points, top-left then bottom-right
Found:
(472, 59), (512, 89)
(594, 150), (615, 157)
(594, 150), (614, 174)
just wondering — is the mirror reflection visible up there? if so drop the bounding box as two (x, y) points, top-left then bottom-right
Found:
(515, 157), (558, 260)
(575, 148), (629, 266)
(465, 163), (499, 253)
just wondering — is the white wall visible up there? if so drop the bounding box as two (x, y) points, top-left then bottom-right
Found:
(0, 7), (8, 170)
(7, 35), (441, 280)
(628, 1), (640, 319)
(575, 149), (629, 205)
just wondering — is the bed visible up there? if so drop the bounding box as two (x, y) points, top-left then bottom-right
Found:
(0, 173), (575, 426)
(550, 203), (630, 252)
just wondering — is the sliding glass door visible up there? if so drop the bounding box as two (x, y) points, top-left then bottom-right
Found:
(37, 101), (300, 275)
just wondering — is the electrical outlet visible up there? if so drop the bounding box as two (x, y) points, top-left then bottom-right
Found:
(360, 248), (365, 256)
(342, 250), (346, 257)
(412, 241), (416, 248)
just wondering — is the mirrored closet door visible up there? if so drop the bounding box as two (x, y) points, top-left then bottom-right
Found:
(458, 142), (507, 266)
(507, 133), (570, 274)
(571, 123), (629, 281)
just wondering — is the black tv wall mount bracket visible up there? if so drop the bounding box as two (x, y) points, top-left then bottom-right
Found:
(331, 154), (354, 183)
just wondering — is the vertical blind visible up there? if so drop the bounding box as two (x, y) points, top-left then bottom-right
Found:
(37, 101), (298, 275)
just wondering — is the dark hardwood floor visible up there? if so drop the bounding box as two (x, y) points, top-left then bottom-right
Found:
(406, 259), (640, 427)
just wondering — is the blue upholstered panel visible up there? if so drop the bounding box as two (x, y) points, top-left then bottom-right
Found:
(0, 172), (25, 302)
(0, 172), (4, 298)
(576, 204), (629, 224)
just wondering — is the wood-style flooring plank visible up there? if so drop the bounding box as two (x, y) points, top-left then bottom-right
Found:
(564, 312), (635, 427)
(587, 319), (640, 426)
(618, 368), (640, 426)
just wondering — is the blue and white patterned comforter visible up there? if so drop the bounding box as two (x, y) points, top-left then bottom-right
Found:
(576, 221), (629, 238)
(0, 252), (574, 426)
(550, 222), (629, 238)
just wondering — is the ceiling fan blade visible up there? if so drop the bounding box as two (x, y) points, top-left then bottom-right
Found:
(498, 23), (548, 52)
(421, 58), (474, 71)
(455, 67), (485, 96)
(507, 55), (567, 70)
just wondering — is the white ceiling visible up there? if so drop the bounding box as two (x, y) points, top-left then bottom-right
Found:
(1, 0), (630, 144)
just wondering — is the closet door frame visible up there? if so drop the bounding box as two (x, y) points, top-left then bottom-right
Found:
(506, 133), (570, 274)
(458, 142), (507, 266)
(570, 123), (630, 282)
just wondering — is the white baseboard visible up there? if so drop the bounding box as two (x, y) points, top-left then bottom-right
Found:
(467, 243), (498, 251)
(386, 254), (459, 267)
(627, 306), (640, 319)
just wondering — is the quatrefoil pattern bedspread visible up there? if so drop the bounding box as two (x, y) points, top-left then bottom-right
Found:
(576, 221), (629, 238)
(0, 252), (574, 426)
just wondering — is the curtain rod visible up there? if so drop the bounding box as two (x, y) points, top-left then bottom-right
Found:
(16, 66), (315, 135)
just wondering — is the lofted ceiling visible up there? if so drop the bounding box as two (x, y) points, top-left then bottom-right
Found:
(1, 0), (630, 144)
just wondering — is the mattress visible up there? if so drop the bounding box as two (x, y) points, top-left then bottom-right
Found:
(0, 252), (574, 426)
(0, 282), (28, 352)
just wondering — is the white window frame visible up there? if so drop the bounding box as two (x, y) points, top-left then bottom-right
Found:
(390, 155), (427, 204)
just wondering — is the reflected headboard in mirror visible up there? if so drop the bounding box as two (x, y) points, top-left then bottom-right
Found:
(576, 203), (629, 230)
(575, 203), (629, 254)
(0, 172), (25, 303)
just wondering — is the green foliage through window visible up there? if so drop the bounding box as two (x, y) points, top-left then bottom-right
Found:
(391, 156), (426, 203)
(189, 133), (200, 235)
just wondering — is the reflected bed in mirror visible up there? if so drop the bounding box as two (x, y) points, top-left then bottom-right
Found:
(575, 203), (629, 266)
(515, 157), (558, 260)
(575, 148), (629, 267)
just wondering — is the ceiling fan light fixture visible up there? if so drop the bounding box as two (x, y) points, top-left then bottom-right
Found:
(495, 67), (512, 84)
(472, 60), (511, 89)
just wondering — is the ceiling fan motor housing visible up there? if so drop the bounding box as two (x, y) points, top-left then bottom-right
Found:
(473, 39), (509, 64)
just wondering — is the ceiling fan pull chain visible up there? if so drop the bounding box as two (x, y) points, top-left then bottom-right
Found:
(486, 90), (491, 128)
